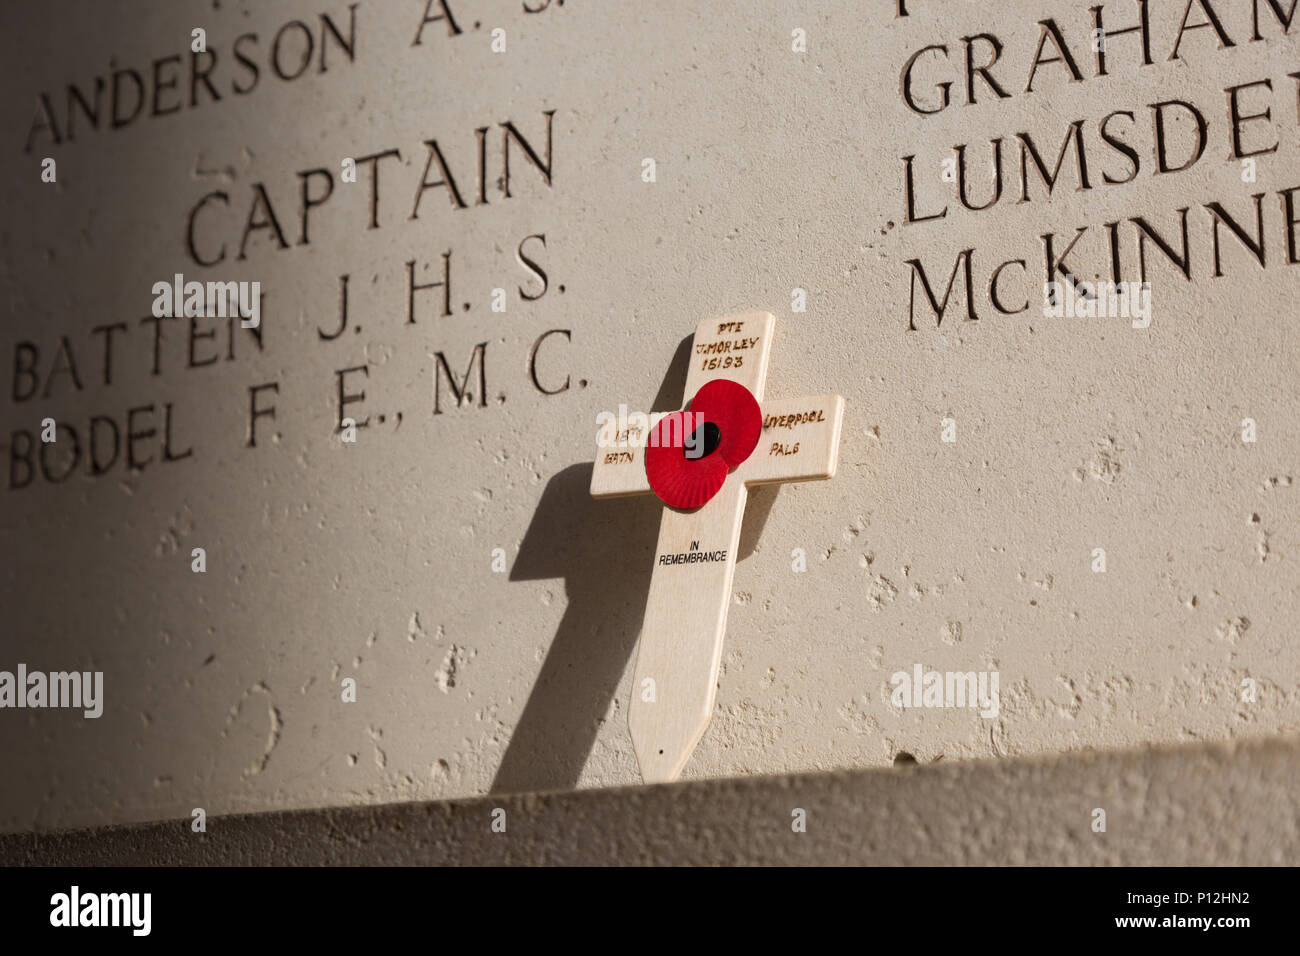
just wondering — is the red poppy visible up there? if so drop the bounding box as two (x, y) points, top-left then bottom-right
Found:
(644, 379), (762, 509)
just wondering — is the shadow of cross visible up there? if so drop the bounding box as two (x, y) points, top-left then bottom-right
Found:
(492, 334), (779, 796)
(590, 312), (844, 784)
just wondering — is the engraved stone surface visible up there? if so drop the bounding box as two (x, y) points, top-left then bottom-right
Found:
(1, 0), (1298, 831)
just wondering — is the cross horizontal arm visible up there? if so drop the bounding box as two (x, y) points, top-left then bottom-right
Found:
(590, 427), (653, 498)
(738, 394), (844, 486)
(590, 393), (844, 497)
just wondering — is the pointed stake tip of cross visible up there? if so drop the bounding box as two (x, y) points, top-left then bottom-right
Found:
(632, 741), (690, 785)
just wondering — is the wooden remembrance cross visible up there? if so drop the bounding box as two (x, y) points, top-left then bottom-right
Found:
(590, 312), (844, 783)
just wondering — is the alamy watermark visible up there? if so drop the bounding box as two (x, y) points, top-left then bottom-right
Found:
(890, 664), (999, 718)
(151, 273), (260, 328)
(595, 405), (710, 457)
(1043, 280), (1151, 328)
(0, 664), (102, 718)
(50, 886), (150, 936)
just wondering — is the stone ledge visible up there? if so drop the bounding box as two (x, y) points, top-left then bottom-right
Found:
(3, 737), (1298, 865)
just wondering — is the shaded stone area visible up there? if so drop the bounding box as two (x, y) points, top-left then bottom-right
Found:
(3, 738), (1297, 866)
